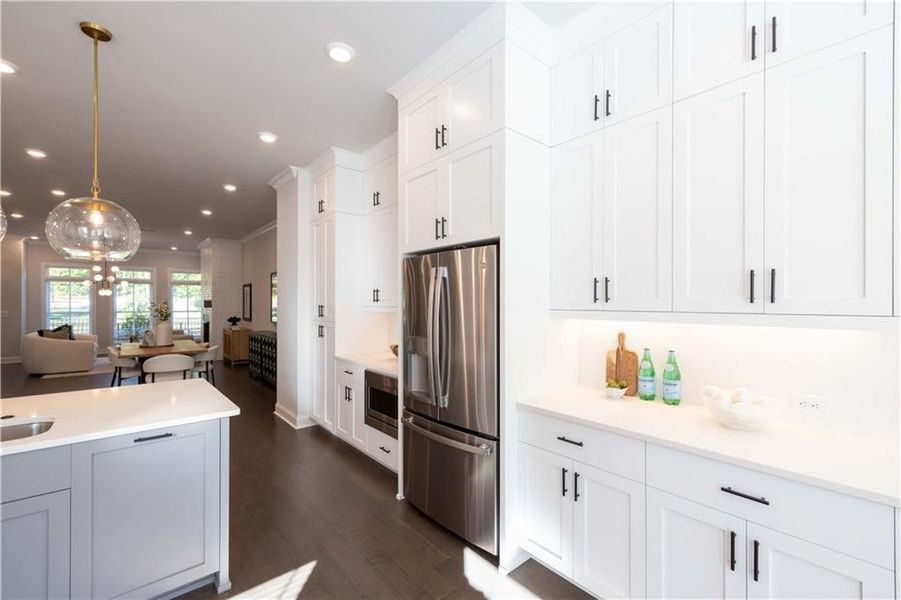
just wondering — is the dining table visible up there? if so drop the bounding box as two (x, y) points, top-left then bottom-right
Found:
(118, 340), (209, 383)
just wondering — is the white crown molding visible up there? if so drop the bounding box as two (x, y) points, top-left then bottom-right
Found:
(306, 147), (365, 179)
(198, 238), (242, 251)
(23, 238), (199, 256)
(267, 166), (301, 190)
(241, 220), (277, 243)
(361, 132), (398, 169)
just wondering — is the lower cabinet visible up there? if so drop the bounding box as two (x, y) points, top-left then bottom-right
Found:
(335, 378), (364, 449)
(312, 322), (335, 431)
(518, 442), (645, 599)
(71, 420), (221, 599)
(365, 425), (398, 472)
(1, 490), (70, 600)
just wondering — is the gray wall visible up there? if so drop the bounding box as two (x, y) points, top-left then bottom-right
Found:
(1, 237), (26, 360)
(240, 225), (277, 332)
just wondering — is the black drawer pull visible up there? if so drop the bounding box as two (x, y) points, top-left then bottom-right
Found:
(749, 269), (755, 304)
(751, 25), (758, 61)
(574, 472), (580, 502)
(730, 531), (736, 571)
(556, 435), (583, 447)
(593, 94), (600, 121)
(344, 369), (353, 375)
(135, 433), (173, 443)
(379, 445), (391, 454)
(721, 486), (770, 506)
(593, 277), (599, 303)
(753, 539), (760, 581)
(562, 467), (568, 497)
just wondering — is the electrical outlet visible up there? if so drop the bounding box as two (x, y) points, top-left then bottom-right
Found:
(791, 393), (828, 422)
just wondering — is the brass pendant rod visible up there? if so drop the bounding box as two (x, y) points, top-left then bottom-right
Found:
(90, 36), (101, 198)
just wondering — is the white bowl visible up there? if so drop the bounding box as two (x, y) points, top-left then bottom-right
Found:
(605, 387), (629, 400)
(703, 386), (778, 431)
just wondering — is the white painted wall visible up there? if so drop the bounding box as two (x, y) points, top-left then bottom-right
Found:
(241, 224), (277, 332)
(199, 238), (243, 353)
(0, 236), (26, 360)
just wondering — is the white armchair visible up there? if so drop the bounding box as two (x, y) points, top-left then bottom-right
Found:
(21, 332), (98, 375)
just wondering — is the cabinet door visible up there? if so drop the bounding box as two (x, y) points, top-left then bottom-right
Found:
(445, 44), (502, 152)
(312, 220), (326, 319)
(375, 206), (398, 308)
(350, 382), (365, 448)
(312, 173), (326, 219)
(71, 420), (219, 599)
(365, 156), (397, 213)
(550, 131), (604, 311)
(673, 73), (765, 313)
(324, 218), (335, 321)
(572, 462), (645, 600)
(552, 44), (603, 144)
(674, 1), (765, 100)
(400, 162), (442, 252)
(336, 381), (354, 443)
(747, 522), (894, 599)
(766, 1), (893, 67)
(647, 489), (746, 599)
(604, 4), (673, 126)
(764, 29), (892, 316)
(399, 91), (443, 174)
(518, 443), (573, 577)
(361, 212), (379, 307)
(603, 106), (672, 311)
(442, 131), (503, 246)
(1, 490), (70, 600)
(312, 325), (325, 423)
(323, 323), (336, 430)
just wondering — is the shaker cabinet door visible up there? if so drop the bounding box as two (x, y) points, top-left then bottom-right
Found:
(552, 44), (604, 144)
(400, 163), (442, 252)
(444, 44), (503, 152)
(442, 131), (503, 248)
(399, 91), (444, 174)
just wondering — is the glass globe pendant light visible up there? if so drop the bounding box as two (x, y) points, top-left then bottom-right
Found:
(45, 22), (141, 262)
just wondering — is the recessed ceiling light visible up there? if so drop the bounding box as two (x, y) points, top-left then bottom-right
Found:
(0, 190), (10, 197)
(51, 189), (66, 196)
(0, 60), (18, 75)
(184, 229), (193, 236)
(170, 246), (178, 251)
(201, 209), (212, 216)
(223, 184), (237, 192)
(258, 132), (278, 144)
(326, 42), (355, 63)
(29, 235), (39, 240)
(25, 148), (47, 159)
(10, 212), (23, 219)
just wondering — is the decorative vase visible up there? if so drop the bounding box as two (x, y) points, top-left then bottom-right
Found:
(155, 321), (173, 346)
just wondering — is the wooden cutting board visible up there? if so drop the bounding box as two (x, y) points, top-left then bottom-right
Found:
(605, 332), (638, 396)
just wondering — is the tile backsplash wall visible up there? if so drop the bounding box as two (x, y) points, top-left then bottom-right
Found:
(578, 320), (899, 440)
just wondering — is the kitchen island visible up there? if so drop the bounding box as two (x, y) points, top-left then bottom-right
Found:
(0, 379), (240, 599)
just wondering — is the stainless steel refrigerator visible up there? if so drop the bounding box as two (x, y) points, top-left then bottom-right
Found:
(402, 243), (499, 555)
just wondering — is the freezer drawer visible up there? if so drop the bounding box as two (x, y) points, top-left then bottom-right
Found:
(402, 410), (498, 555)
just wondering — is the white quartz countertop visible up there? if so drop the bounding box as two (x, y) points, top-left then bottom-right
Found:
(335, 351), (399, 377)
(519, 387), (900, 507)
(0, 379), (240, 456)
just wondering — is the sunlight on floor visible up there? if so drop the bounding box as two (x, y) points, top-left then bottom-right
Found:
(463, 548), (539, 599)
(233, 560), (316, 599)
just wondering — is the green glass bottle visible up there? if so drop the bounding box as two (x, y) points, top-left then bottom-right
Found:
(638, 348), (656, 401)
(662, 350), (682, 406)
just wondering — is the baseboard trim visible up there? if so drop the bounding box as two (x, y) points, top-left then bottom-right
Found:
(273, 403), (316, 429)
(0, 356), (22, 365)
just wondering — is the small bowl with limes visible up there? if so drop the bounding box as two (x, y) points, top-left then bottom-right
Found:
(605, 379), (630, 400)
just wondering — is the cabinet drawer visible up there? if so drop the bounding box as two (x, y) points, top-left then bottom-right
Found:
(646, 444), (894, 569)
(1, 446), (71, 503)
(518, 409), (644, 483)
(336, 359), (362, 385)
(365, 425), (397, 472)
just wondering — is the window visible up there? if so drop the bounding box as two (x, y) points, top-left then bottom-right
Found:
(171, 271), (202, 339)
(113, 269), (153, 343)
(45, 266), (93, 335)
(270, 272), (278, 323)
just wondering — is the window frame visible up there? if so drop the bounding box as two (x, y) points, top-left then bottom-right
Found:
(169, 269), (202, 339)
(111, 267), (156, 344)
(42, 263), (95, 336)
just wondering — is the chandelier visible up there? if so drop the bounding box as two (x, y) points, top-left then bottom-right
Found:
(83, 262), (128, 297)
(45, 22), (141, 262)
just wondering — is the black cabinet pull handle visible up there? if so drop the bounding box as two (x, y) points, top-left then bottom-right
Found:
(605, 90), (612, 116)
(561, 467), (568, 497)
(441, 217), (447, 239)
(379, 445), (391, 454)
(730, 531), (737, 571)
(343, 369), (353, 375)
(435, 127), (441, 150)
(318, 325), (324, 338)
(769, 268), (776, 303)
(604, 277), (611, 303)
(749, 269), (755, 304)
(372, 289), (376, 303)
(771, 16), (777, 53)
(556, 435), (583, 447)
(753, 539), (760, 581)
(135, 432), (173, 443)
(751, 25), (758, 61)
(435, 218), (440, 240)
(441, 124), (448, 147)
(594, 94), (600, 121)
(574, 472), (580, 502)
(721, 486), (770, 506)
(375, 289), (380, 303)
(593, 277), (599, 303)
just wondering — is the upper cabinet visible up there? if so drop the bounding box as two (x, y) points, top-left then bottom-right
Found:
(364, 156), (397, 213)
(398, 45), (503, 174)
(362, 206), (399, 308)
(312, 167), (363, 220)
(551, 45), (604, 146)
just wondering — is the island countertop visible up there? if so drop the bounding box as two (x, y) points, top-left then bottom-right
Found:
(519, 387), (900, 507)
(0, 379), (240, 456)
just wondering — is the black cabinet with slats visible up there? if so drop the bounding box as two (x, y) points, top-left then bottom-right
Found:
(248, 331), (277, 386)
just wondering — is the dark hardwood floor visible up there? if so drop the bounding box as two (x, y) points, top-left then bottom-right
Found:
(1, 362), (590, 599)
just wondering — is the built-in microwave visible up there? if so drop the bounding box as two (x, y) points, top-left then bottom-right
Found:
(364, 370), (397, 439)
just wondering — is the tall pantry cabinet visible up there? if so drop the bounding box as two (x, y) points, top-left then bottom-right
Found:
(550, 1), (895, 318)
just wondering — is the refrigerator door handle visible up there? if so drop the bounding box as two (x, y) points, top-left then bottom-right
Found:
(426, 266), (440, 406)
(403, 416), (493, 456)
(435, 266), (450, 407)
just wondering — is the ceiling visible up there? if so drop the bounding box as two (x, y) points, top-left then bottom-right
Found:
(1, 2), (492, 249)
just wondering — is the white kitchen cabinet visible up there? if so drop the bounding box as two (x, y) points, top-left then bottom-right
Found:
(674, 1), (765, 100)
(550, 131), (603, 311)
(673, 73), (765, 313)
(647, 488), (747, 599)
(312, 322), (335, 431)
(364, 155), (397, 213)
(335, 380), (364, 449)
(362, 206), (398, 308)
(604, 4), (673, 126)
(518, 443), (573, 576)
(747, 522), (894, 599)
(765, 1), (893, 68)
(312, 218), (335, 321)
(365, 425), (398, 472)
(572, 463), (645, 600)
(312, 169), (334, 219)
(400, 162), (441, 250)
(551, 44), (604, 144)
(764, 28), (892, 316)
(1, 490), (70, 600)
(399, 91), (444, 174)
(602, 105), (672, 312)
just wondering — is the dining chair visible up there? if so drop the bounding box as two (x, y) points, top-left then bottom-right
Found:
(192, 344), (219, 386)
(106, 346), (142, 387)
(142, 354), (195, 383)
